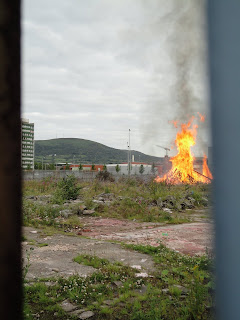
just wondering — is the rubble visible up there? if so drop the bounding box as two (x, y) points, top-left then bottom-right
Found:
(59, 209), (74, 218)
(82, 209), (95, 216)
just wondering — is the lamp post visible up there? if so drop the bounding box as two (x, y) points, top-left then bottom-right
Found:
(129, 129), (131, 176)
(55, 154), (57, 170)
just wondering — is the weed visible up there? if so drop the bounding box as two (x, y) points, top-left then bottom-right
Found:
(23, 248), (34, 281)
(23, 200), (60, 227)
(37, 243), (48, 247)
(84, 198), (94, 209)
(96, 171), (115, 182)
(64, 215), (82, 228)
(74, 255), (110, 269)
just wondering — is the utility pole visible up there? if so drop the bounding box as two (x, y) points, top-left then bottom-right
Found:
(127, 142), (129, 176)
(129, 129), (131, 176)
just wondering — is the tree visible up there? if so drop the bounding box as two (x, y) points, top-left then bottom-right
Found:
(115, 164), (121, 174)
(49, 163), (55, 170)
(79, 163), (83, 171)
(151, 162), (156, 174)
(65, 163), (70, 170)
(103, 164), (107, 171)
(91, 164), (96, 171)
(34, 162), (41, 170)
(139, 164), (145, 175)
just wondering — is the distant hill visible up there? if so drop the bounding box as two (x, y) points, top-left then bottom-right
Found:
(34, 138), (162, 164)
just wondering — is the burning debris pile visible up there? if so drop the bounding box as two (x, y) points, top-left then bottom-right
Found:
(155, 116), (212, 184)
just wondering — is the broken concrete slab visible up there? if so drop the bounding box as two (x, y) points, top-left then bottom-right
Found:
(22, 227), (156, 280)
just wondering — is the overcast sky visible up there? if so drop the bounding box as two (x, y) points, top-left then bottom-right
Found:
(22, 0), (210, 157)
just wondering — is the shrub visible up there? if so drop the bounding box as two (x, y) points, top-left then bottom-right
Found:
(96, 171), (115, 182)
(52, 175), (81, 204)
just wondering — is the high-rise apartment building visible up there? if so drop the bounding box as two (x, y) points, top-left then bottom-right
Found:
(21, 118), (34, 169)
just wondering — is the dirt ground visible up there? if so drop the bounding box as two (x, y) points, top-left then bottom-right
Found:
(23, 208), (213, 280)
(76, 208), (213, 255)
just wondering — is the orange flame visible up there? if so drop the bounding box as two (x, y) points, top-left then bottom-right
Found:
(155, 116), (213, 184)
(203, 154), (213, 180)
(169, 120), (179, 128)
(197, 112), (205, 122)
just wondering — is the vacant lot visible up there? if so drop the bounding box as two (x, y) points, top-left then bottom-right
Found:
(22, 175), (214, 320)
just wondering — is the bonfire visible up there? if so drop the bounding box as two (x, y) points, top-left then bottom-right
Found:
(155, 115), (213, 184)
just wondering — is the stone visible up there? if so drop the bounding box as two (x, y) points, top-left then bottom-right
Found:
(63, 202), (70, 207)
(162, 208), (172, 214)
(44, 281), (56, 287)
(175, 203), (182, 211)
(112, 280), (123, 288)
(79, 311), (94, 319)
(202, 197), (209, 206)
(92, 200), (104, 204)
(59, 209), (73, 218)
(157, 197), (163, 208)
(97, 193), (114, 200)
(37, 195), (51, 202)
(71, 199), (84, 204)
(104, 201), (112, 206)
(26, 195), (36, 200)
(69, 309), (86, 316)
(131, 265), (142, 270)
(162, 288), (169, 294)
(164, 195), (176, 207)
(172, 285), (189, 295)
(134, 284), (147, 295)
(180, 200), (194, 210)
(135, 272), (149, 278)
(82, 210), (95, 215)
(103, 299), (114, 306)
(187, 197), (195, 203)
(61, 300), (78, 312)
(77, 205), (87, 214)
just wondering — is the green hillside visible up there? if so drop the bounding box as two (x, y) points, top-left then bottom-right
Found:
(34, 138), (162, 164)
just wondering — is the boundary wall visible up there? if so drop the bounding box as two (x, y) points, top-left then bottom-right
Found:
(23, 170), (154, 181)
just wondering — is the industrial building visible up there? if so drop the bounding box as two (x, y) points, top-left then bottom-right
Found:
(21, 118), (34, 169)
(106, 162), (153, 175)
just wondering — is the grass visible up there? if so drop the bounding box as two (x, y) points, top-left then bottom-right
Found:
(24, 244), (215, 320)
(73, 255), (111, 269)
(23, 177), (213, 318)
(23, 177), (211, 229)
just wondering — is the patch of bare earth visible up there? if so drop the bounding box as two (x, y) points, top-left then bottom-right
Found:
(78, 215), (213, 256)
